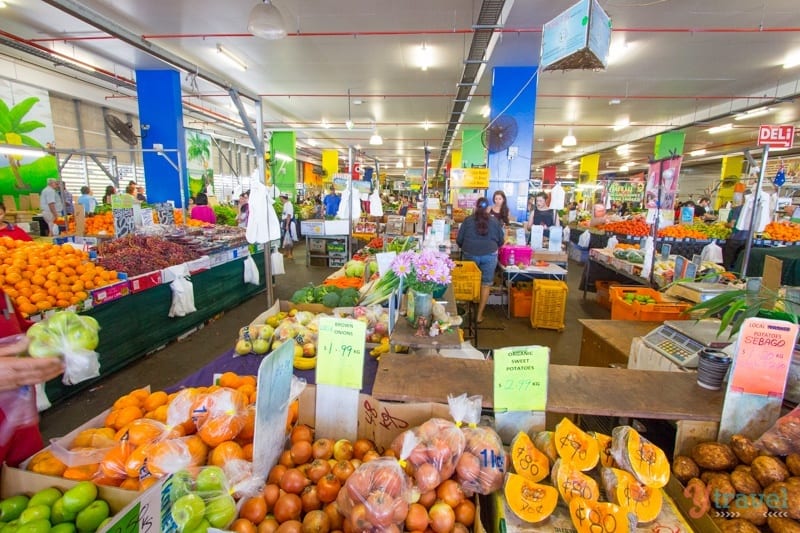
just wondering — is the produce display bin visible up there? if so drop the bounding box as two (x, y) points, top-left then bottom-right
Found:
(567, 241), (589, 264)
(609, 285), (691, 321)
(510, 286), (532, 318)
(530, 279), (568, 330)
(451, 260), (481, 302)
(498, 245), (532, 266)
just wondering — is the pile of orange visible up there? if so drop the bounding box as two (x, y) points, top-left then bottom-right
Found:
(614, 243), (640, 250)
(67, 212), (114, 236)
(0, 236), (119, 317)
(657, 225), (708, 239)
(25, 372), (277, 492)
(763, 221), (800, 242)
(599, 218), (651, 237)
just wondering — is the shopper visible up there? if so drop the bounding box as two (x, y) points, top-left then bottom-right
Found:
(136, 186), (147, 203)
(0, 289), (65, 467)
(0, 203), (33, 241)
(125, 181), (137, 196)
(102, 185), (116, 205)
(695, 197), (710, 218)
(456, 197), (504, 324)
(489, 190), (510, 226)
(280, 193), (295, 260)
(323, 185), (340, 218)
(190, 192), (216, 224)
(39, 178), (63, 236)
(77, 186), (97, 214)
(237, 191), (250, 228)
(524, 192), (555, 230)
(723, 191), (752, 269)
(60, 182), (74, 216)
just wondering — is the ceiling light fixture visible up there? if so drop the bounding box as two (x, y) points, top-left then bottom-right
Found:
(690, 149), (707, 157)
(247, 0), (287, 40)
(0, 2), (7, 7)
(613, 118), (630, 131)
(608, 98), (621, 105)
(565, 160), (577, 167)
(734, 107), (773, 120)
(616, 144), (631, 155)
(783, 51), (800, 69)
(707, 123), (733, 134)
(274, 152), (293, 162)
(422, 121), (431, 130)
(396, 159), (403, 169)
(369, 131), (383, 145)
(419, 42), (432, 71)
(619, 164), (630, 172)
(553, 145), (564, 153)
(481, 105), (490, 118)
(561, 130), (577, 147)
(0, 144), (46, 158)
(216, 44), (247, 71)
(321, 119), (331, 129)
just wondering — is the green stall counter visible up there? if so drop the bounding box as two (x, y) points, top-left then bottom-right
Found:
(734, 245), (800, 286)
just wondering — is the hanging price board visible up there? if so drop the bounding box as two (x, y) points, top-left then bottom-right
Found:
(154, 202), (175, 225)
(316, 317), (367, 390)
(140, 208), (154, 227)
(113, 208), (135, 238)
(493, 346), (549, 411)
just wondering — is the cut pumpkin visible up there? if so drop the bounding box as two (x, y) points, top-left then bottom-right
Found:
(533, 431), (559, 464)
(601, 467), (663, 524)
(611, 426), (669, 488)
(504, 473), (559, 523)
(510, 432), (550, 483)
(553, 418), (599, 472)
(591, 431), (615, 468)
(552, 459), (600, 505)
(568, 496), (632, 533)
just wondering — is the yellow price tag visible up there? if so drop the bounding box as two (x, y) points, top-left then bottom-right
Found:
(316, 317), (366, 390)
(493, 346), (549, 411)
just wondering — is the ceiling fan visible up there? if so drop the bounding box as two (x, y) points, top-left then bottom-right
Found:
(482, 115), (519, 153)
(104, 114), (139, 146)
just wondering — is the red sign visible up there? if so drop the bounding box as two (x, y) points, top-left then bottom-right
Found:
(758, 124), (795, 148)
(730, 318), (798, 397)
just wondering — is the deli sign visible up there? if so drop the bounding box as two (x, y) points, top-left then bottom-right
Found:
(758, 124), (795, 148)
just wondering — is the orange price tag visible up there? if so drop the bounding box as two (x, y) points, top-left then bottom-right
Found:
(730, 318), (798, 397)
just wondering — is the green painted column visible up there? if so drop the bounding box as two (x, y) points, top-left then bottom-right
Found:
(461, 129), (486, 168)
(270, 131), (297, 199)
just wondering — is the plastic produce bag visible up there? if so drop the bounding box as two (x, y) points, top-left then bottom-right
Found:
(25, 311), (101, 385)
(193, 387), (250, 447)
(700, 240), (724, 264)
(223, 458), (264, 500)
(578, 230), (591, 248)
(167, 264), (196, 318)
(448, 393), (505, 495)
(271, 249), (285, 275)
(369, 188), (384, 217)
(168, 466), (238, 532)
(606, 235), (618, 250)
(243, 255), (260, 285)
(335, 457), (411, 533)
(754, 404), (800, 455)
(390, 417), (466, 493)
(0, 387), (39, 448)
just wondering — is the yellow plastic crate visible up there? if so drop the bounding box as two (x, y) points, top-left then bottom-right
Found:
(452, 261), (481, 302)
(530, 279), (568, 331)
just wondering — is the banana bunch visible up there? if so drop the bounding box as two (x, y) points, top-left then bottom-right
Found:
(294, 353), (317, 370)
(370, 338), (391, 359)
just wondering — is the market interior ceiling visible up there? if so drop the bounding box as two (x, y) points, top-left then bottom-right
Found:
(2, 0), (800, 180)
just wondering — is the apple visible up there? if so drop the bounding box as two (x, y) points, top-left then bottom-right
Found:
(271, 340), (283, 351)
(62, 481), (98, 513)
(51, 523), (78, 533)
(235, 339), (253, 355)
(26, 338), (61, 358)
(252, 338), (270, 354)
(259, 324), (275, 340)
(66, 326), (99, 351)
(28, 487), (62, 509)
(25, 323), (54, 343)
(0, 495), (29, 522)
(51, 497), (77, 524)
(184, 518), (211, 533)
(18, 505), (50, 525)
(78, 315), (99, 331)
(333, 439), (354, 461)
(171, 494), (206, 531)
(195, 466), (226, 492)
(75, 500), (110, 533)
(15, 518), (51, 532)
(302, 343), (316, 357)
(204, 494), (237, 528)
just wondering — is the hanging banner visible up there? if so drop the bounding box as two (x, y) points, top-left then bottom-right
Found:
(450, 167), (490, 189)
(645, 156), (682, 210)
(542, 165), (557, 186)
(653, 131), (685, 159)
(606, 181), (645, 203)
(540, 0), (611, 71)
(321, 150), (339, 181)
(579, 153), (600, 183)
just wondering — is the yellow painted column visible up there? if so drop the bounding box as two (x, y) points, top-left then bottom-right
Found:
(451, 150), (462, 169)
(321, 149), (339, 182)
(717, 155), (743, 209)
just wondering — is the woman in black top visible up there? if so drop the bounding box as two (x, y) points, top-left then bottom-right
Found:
(489, 190), (509, 226)
(524, 192), (556, 230)
(456, 197), (505, 323)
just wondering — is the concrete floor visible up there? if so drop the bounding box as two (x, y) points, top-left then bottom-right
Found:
(39, 246), (609, 440)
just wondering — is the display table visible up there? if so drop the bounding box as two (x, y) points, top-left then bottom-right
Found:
(734, 245), (800, 285)
(581, 253), (650, 298)
(372, 354), (723, 454)
(578, 319), (659, 368)
(43, 252), (267, 407)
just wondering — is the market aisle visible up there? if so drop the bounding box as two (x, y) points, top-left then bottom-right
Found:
(39, 252), (606, 440)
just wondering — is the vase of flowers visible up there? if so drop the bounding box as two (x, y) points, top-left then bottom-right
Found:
(390, 249), (454, 326)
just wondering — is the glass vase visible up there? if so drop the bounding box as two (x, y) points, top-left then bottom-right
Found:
(407, 288), (434, 328)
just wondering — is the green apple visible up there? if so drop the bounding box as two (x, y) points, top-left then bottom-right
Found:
(194, 467), (225, 492)
(65, 327), (99, 351)
(204, 495), (236, 529)
(184, 518), (210, 533)
(251, 338), (270, 354)
(259, 324), (274, 340)
(49, 499), (76, 525)
(18, 506), (49, 526)
(171, 494), (205, 531)
(75, 500), (109, 533)
(61, 482), (97, 514)
(50, 524), (76, 533)
(0, 496), (29, 522)
(234, 339), (252, 355)
(1, 520), (19, 533)
(15, 519), (50, 533)
(78, 316), (99, 331)
(27, 488), (61, 509)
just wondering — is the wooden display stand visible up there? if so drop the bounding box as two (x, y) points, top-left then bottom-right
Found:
(578, 319), (660, 367)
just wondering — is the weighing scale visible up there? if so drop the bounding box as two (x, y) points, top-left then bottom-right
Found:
(665, 281), (739, 304)
(642, 319), (735, 368)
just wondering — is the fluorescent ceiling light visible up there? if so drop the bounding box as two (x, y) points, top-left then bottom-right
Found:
(481, 105), (490, 118)
(561, 130), (577, 147)
(369, 132), (383, 145)
(419, 43), (432, 71)
(0, 144), (46, 158)
(783, 51), (800, 69)
(608, 98), (621, 105)
(216, 44), (247, 71)
(707, 123), (733, 134)
(553, 145), (564, 153)
(734, 107), (773, 120)
(248, 0), (287, 40)
(396, 159), (403, 169)
(616, 144), (631, 155)
(690, 149), (707, 157)
(345, 119), (354, 130)
(422, 121), (431, 130)
(321, 119), (331, 129)
(608, 40), (633, 65)
(274, 152), (293, 162)
(613, 118), (630, 131)
(619, 164), (630, 172)
(565, 160), (577, 167)
(54, 53), (96, 72)
(307, 139), (317, 147)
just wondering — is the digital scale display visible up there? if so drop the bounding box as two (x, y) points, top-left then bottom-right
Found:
(643, 319), (734, 368)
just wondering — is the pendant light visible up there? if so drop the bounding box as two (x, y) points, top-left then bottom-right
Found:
(248, 0), (287, 40)
(369, 131), (383, 145)
(561, 129), (577, 147)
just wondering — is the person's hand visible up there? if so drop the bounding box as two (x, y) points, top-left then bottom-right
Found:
(0, 356), (64, 392)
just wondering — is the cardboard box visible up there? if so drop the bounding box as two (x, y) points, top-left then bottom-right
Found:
(91, 279), (130, 306)
(129, 270), (164, 293)
(308, 238), (327, 253)
(301, 219), (325, 235)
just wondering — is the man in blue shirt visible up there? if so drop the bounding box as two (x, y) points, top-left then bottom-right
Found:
(323, 185), (340, 218)
(77, 186), (97, 214)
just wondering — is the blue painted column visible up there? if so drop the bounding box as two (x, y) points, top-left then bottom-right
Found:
(488, 66), (538, 222)
(135, 69), (189, 207)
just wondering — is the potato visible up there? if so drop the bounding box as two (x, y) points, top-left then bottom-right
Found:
(787, 453), (800, 477)
(730, 469), (762, 495)
(751, 456), (790, 488)
(702, 471), (731, 484)
(730, 434), (761, 465)
(787, 477), (800, 487)
(728, 494), (769, 526)
(764, 482), (800, 520)
(767, 516), (800, 533)
(673, 455), (701, 483)
(706, 473), (736, 509)
(693, 441), (738, 471)
(734, 464), (752, 475)
(719, 518), (762, 533)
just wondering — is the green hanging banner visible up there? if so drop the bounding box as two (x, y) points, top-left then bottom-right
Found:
(653, 132), (685, 159)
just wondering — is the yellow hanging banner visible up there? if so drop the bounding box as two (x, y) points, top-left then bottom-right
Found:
(579, 153), (600, 183)
(321, 150), (339, 182)
(451, 150), (462, 169)
(717, 155), (743, 209)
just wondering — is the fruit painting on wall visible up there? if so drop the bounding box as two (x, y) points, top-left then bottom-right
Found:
(0, 80), (59, 204)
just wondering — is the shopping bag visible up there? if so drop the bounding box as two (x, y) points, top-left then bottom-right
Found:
(271, 250), (286, 275)
(700, 241), (724, 264)
(243, 255), (260, 285)
(578, 230), (591, 248)
(167, 264), (196, 318)
(282, 231), (293, 249)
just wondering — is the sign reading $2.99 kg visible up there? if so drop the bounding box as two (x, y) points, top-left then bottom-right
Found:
(493, 346), (549, 412)
(316, 317), (367, 390)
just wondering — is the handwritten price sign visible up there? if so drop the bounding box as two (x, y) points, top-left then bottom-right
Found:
(493, 346), (549, 411)
(316, 317), (366, 390)
(730, 318), (798, 397)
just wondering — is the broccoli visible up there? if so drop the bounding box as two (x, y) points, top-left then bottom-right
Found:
(290, 289), (307, 304)
(313, 284), (332, 302)
(340, 294), (358, 307)
(340, 288), (359, 301)
(322, 292), (341, 308)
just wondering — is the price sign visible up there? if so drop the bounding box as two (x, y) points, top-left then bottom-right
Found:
(252, 339), (294, 479)
(730, 318), (798, 397)
(113, 208), (135, 238)
(104, 502), (140, 533)
(316, 317), (366, 390)
(493, 346), (549, 411)
(154, 202), (175, 225)
(140, 208), (154, 227)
